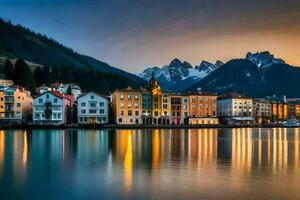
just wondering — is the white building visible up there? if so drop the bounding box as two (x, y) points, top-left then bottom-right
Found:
(33, 91), (71, 125)
(253, 98), (272, 123)
(217, 93), (254, 124)
(77, 92), (109, 124)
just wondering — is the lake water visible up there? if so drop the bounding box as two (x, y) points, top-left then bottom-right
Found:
(0, 128), (300, 199)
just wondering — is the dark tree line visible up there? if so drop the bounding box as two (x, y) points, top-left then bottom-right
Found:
(1, 58), (144, 95)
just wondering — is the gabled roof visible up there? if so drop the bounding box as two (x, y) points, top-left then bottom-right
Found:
(77, 91), (108, 100)
(34, 90), (64, 99)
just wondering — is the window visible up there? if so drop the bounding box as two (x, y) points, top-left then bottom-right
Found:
(39, 98), (43, 103)
(16, 103), (21, 107)
(134, 95), (139, 100)
(57, 114), (61, 119)
(118, 118), (122, 123)
(128, 110), (132, 116)
(81, 110), (86, 114)
(89, 109), (97, 114)
(46, 94), (49, 99)
(135, 102), (139, 108)
(135, 111), (139, 116)
(100, 109), (104, 114)
(100, 102), (104, 107)
(121, 110), (124, 116)
(90, 103), (96, 107)
(128, 95), (131, 100)
(91, 95), (94, 99)
(81, 102), (86, 107)
(54, 98), (58, 103)
(120, 94), (124, 100)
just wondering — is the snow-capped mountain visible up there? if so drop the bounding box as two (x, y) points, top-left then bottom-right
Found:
(246, 51), (285, 70)
(139, 58), (223, 91)
(187, 51), (300, 97)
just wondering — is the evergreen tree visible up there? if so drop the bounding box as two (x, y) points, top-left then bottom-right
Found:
(14, 58), (36, 92)
(3, 59), (14, 79)
(43, 66), (52, 85)
(33, 66), (44, 87)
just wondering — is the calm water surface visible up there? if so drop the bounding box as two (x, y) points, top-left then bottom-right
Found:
(0, 128), (300, 199)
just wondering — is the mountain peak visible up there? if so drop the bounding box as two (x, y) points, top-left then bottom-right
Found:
(246, 51), (285, 69)
(169, 58), (182, 66)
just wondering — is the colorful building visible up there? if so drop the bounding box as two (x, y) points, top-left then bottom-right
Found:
(170, 95), (182, 124)
(271, 101), (288, 122)
(0, 86), (32, 124)
(217, 93), (254, 124)
(253, 99), (272, 123)
(33, 91), (72, 125)
(77, 91), (109, 124)
(188, 91), (218, 125)
(111, 87), (142, 124)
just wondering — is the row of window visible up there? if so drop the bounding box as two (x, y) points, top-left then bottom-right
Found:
(79, 117), (107, 122)
(81, 102), (105, 107)
(39, 98), (58, 103)
(34, 113), (61, 119)
(120, 94), (139, 100)
(81, 109), (105, 114)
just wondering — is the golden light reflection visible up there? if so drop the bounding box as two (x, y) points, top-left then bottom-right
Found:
(22, 131), (28, 167)
(0, 130), (4, 175)
(152, 129), (160, 169)
(188, 129), (217, 166)
(231, 128), (253, 172)
(124, 131), (133, 192)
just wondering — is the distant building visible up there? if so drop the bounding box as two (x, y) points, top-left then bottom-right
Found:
(217, 93), (254, 124)
(33, 91), (72, 125)
(253, 99), (272, 123)
(35, 84), (51, 94)
(50, 82), (82, 99)
(0, 79), (14, 87)
(77, 91), (109, 124)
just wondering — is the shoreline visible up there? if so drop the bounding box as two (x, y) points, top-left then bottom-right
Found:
(0, 123), (296, 130)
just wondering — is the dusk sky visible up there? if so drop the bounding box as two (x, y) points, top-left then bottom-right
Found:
(0, 0), (300, 73)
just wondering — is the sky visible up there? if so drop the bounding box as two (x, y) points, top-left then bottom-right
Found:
(0, 0), (300, 73)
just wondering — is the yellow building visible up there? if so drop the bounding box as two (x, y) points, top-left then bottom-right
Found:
(149, 75), (170, 125)
(271, 101), (288, 122)
(0, 91), (4, 119)
(112, 87), (142, 124)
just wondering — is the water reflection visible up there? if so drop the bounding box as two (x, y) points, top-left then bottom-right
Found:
(0, 128), (299, 199)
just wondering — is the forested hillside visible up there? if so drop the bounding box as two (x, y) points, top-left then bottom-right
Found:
(0, 18), (146, 94)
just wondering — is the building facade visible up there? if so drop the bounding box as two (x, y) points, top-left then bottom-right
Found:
(77, 92), (108, 124)
(253, 99), (272, 123)
(33, 91), (71, 125)
(0, 86), (32, 124)
(111, 87), (142, 124)
(188, 92), (218, 125)
(271, 101), (288, 122)
(217, 93), (253, 124)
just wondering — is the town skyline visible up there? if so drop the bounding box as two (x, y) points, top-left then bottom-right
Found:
(1, 0), (300, 72)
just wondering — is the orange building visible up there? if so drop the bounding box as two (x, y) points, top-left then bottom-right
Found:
(188, 91), (218, 125)
(111, 87), (142, 124)
(271, 101), (288, 122)
(0, 86), (33, 124)
(0, 91), (4, 119)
